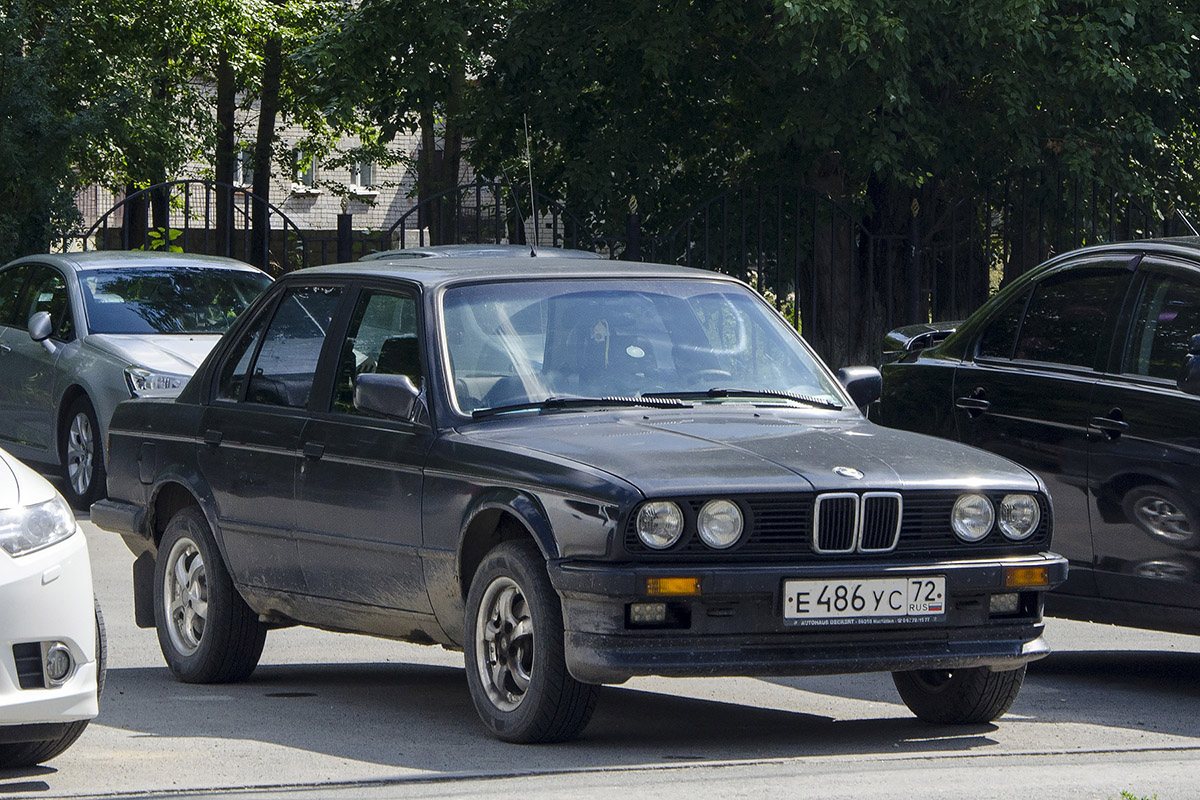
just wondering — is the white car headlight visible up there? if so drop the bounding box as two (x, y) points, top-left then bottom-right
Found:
(697, 499), (744, 549)
(635, 501), (684, 549)
(0, 495), (77, 557)
(998, 494), (1041, 540)
(125, 366), (189, 398)
(951, 493), (995, 542)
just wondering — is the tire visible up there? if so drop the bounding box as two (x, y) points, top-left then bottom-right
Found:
(0, 601), (108, 768)
(1122, 485), (1197, 549)
(153, 506), (267, 683)
(464, 540), (599, 743)
(893, 664), (1026, 725)
(59, 396), (105, 510)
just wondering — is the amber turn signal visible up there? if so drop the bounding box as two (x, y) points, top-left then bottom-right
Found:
(1005, 566), (1049, 588)
(645, 577), (701, 596)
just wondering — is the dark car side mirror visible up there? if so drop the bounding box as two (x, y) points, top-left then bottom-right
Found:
(27, 311), (59, 355)
(837, 366), (882, 409)
(354, 373), (421, 420)
(1178, 334), (1200, 396)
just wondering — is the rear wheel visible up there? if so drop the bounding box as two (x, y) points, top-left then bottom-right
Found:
(464, 540), (598, 743)
(59, 396), (105, 510)
(153, 506), (267, 683)
(893, 665), (1026, 724)
(1123, 485), (1197, 548)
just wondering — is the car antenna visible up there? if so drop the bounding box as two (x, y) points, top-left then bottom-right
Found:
(524, 114), (539, 256)
(1177, 208), (1199, 236)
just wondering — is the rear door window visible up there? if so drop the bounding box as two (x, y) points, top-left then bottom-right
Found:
(1123, 271), (1200, 380)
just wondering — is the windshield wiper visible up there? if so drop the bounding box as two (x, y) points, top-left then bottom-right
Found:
(472, 395), (690, 419)
(641, 388), (843, 410)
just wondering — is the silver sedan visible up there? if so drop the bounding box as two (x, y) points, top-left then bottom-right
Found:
(0, 251), (271, 508)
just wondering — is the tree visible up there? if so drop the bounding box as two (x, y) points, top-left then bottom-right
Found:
(298, 0), (512, 244)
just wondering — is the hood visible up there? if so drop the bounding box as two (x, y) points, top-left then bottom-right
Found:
(464, 408), (1040, 497)
(0, 448), (55, 510)
(85, 333), (223, 375)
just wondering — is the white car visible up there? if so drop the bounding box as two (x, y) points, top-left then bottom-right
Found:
(0, 447), (103, 768)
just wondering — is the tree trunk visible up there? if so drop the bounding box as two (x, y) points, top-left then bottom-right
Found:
(252, 31), (282, 271)
(215, 48), (236, 258)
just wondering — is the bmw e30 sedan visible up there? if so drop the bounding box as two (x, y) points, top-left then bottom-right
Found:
(92, 257), (1066, 742)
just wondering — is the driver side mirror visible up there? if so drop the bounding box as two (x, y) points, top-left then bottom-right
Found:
(1177, 333), (1200, 396)
(354, 373), (422, 421)
(837, 366), (882, 410)
(27, 311), (59, 355)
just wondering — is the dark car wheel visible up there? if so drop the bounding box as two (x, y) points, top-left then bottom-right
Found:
(892, 665), (1025, 724)
(0, 601), (107, 768)
(464, 540), (599, 743)
(60, 396), (105, 510)
(153, 507), (267, 683)
(1122, 485), (1197, 548)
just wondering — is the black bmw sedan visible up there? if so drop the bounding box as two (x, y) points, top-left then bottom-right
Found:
(876, 238), (1200, 637)
(93, 256), (1065, 742)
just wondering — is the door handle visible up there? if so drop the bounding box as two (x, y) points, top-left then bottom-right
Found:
(1089, 410), (1129, 441)
(0, 343), (10, 354)
(303, 442), (325, 459)
(955, 388), (991, 419)
(202, 429), (223, 446)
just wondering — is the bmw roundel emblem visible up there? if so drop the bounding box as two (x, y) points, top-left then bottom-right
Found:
(833, 466), (865, 480)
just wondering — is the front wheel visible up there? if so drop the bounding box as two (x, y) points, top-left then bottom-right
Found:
(59, 396), (105, 510)
(153, 507), (267, 683)
(893, 665), (1026, 724)
(464, 540), (599, 743)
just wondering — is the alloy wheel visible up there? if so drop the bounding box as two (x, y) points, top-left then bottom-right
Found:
(65, 412), (94, 497)
(474, 576), (534, 712)
(1132, 496), (1192, 543)
(163, 537), (208, 656)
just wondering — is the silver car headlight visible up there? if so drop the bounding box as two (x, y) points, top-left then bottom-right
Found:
(636, 501), (684, 549)
(125, 366), (189, 398)
(951, 493), (995, 542)
(998, 494), (1041, 540)
(0, 495), (77, 557)
(697, 499), (744, 549)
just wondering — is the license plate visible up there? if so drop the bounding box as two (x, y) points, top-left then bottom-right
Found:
(783, 577), (946, 624)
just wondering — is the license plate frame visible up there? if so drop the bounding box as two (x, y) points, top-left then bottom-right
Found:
(783, 576), (946, 626)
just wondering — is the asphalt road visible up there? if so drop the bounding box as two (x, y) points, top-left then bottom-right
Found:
(3, 514), (1199, 800)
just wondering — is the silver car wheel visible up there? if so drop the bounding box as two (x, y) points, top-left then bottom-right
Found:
(1132, 496), (1192, 543)
(163, 536), (208, 656)
(65, 412), (94, 497)
(474, 576), (534, 712)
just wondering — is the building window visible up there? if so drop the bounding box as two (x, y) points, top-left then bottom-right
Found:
(291, 149), (320, 195)
(350, 160), (375, 189)
(234, 148), (255, 187)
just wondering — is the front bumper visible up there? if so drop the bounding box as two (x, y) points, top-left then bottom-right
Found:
(0, 529), (99, 727)
(549, 552), (1068, 684)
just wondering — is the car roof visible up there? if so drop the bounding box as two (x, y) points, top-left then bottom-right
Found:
(2, 251), (269, 274)
(1036, 236), (1200, 270)
(285, 256), (734, 291)
(360, 243), (605, 261)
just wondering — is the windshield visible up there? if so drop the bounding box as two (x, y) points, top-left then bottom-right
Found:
(442, 278), (845, 415)
(80, 267), (272, 335)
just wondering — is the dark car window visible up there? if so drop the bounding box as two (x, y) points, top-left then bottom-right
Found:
(19, 266), (73, 340)
(1123, 272), (1200, 380)
(243, 285), (343, 408)
(332, 288), (421, 414)
(0, 266), (28, 327)
(216, 304), (273, 402)
(78, 267), (270, 335)
(1011, 269), (1125, 367)
(975, 288), (1031, 360)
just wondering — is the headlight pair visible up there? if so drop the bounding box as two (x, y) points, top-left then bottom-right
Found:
(0, 495), (77, 557)
(951, 493), (1040, 542)
(636, 499), (744, 550)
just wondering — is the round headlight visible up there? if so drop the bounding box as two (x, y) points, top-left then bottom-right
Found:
(697, 499), (744, 549)
(636, 501), (684, 549)
(998, 494), (1040, 540)
(952, 494), (995, 542)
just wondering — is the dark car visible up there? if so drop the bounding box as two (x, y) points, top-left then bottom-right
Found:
(875, 238), (1200, 636)
(92, 257), (1066, 742)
